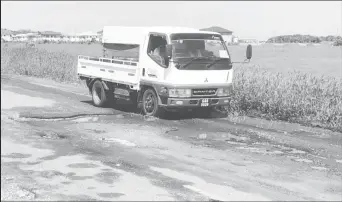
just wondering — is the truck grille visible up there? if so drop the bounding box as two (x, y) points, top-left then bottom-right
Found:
(192, 88), (217, 96)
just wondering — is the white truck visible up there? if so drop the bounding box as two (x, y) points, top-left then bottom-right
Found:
(77, 26), (252, 117)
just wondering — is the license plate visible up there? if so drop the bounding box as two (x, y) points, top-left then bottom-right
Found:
(201, 98), (209, 107)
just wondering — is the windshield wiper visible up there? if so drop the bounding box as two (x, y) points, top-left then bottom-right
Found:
(206, 58), (227, 69)
(180, 56), (213, 69)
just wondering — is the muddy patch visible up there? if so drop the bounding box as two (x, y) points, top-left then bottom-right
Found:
(40, 170), (65, 178)
(87, 129), (106, 134)
(37, 131), (68, 140)
(68, 163), (100, 168)
(19, 154), (175, 200)
(95, 171), (121, 184)
(311, 166), (328, 171)
(289, 149), (306, 154)
(1, 139), (54, 163)
(293, 158), (313, 163)
(72, 117), (99, 123)
(69, 176), (93, 181)
(150, 166), (271, 201)
(97, 192), (124, 198)
(1, 153), (32, 159)
(100, 138), (136, 147)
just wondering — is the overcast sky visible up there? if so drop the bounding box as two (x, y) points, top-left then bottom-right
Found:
(1, 1), (341, 40)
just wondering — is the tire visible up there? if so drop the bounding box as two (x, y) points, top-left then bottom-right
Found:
(92, 80), (110, 107)
(142, 88), (162, 117)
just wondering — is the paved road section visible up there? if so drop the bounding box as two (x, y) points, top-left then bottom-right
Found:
(1, 74), (341, 201)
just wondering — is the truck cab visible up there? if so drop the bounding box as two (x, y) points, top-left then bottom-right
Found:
(77, 26), (252, 117)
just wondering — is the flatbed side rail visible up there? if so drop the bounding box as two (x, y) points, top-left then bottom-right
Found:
(78, 55), (139, 67)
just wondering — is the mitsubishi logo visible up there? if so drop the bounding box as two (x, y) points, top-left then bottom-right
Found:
(204, 78), (208, 82)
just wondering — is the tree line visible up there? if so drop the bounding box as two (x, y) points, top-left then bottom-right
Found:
(266, 34), (342, 46)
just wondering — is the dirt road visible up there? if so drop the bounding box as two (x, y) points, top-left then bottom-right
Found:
(1, 74), (341, 201)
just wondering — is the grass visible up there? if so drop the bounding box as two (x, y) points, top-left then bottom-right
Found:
(1, 42), (342, 132)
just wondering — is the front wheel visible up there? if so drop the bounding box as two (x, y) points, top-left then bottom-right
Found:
(142, 89), (163, 117)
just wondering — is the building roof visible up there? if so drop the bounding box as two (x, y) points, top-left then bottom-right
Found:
(200, 26), (233, 34)
(102, 26), (218, 44)
(39, 31), (62, 36)
(13, 32), (39, 37)
(76, 31), (98, 36)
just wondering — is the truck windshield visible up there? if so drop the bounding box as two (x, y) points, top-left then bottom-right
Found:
(170, 33), (232, 70)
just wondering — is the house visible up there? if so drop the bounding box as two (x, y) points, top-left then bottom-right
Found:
(12, 33), (39, 42)
(39, 31), (62, 42)
(238, 38), (260, 45)
(76, 31), (98, 42)
(200, 26), (233, 44)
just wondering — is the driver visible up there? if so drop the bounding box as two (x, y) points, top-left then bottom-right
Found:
(150, 45), (166, 65)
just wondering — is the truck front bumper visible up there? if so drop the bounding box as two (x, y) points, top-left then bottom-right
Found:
(160, 97), (231, 109)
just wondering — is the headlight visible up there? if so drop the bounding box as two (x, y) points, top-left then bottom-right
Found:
(169, 88), (191, 98)
(217, 86), (232, 96)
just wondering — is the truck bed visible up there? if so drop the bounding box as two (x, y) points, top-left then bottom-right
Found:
(77, 55), (140, 88)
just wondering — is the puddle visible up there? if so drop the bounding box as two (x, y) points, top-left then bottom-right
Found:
(20, 154), (174, 200)
(115, 114), (125, 119)
(293, 158), (313, 163)
(37, 131), (67, 140)
(72, 116), (99, 123)
(1, 90), (55, 109)
(144, 116), (159, 122)
(268, 150), (284, 155)
(1, 139), (54, 163)
(68, 163), (100, 168)
(97, 193), (124, 198)
(150, 166), (270, 201)
(222, 133), (249, 142)
(225, 141), (246, 145)
(1, 153), (32, 159)
(101, 138), (136, 147)
(289, 149), (306, 154)
(311, 166), (328, 171)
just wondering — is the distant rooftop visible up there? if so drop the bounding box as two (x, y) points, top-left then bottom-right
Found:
(39, 31), (62, 36)
(200, 26), (233, 34)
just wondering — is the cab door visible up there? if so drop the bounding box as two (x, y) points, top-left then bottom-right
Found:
(140, 32), (169, 83)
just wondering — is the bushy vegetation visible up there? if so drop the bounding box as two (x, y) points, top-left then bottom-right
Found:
(1, 44), (341, 132)
(1, 45), (78, 83)
(333, 39), (342, 46)
(267, 34), (342, 44)
(226, 66), (342, 132)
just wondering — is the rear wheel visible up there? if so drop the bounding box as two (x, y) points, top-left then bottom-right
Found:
(142, 89), (162, 117)
(92, 80), (112, 107)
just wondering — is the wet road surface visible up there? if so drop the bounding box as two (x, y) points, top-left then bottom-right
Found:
(1, 74), (342, 201)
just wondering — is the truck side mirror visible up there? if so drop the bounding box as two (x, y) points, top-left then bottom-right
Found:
(246, 44), (252, 60)
(166, 44), (172, 59)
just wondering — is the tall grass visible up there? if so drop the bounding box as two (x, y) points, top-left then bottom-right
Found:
(1, 44), (341, 132)
(1, 44), (78, 83)
(228, 66), (342, 132)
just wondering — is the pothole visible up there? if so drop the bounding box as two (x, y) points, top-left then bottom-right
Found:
(14, 114), (113, 122)
(1, 153), (32, 159)
(67, 163), (100, 168)
(37, 131), (67, 140)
